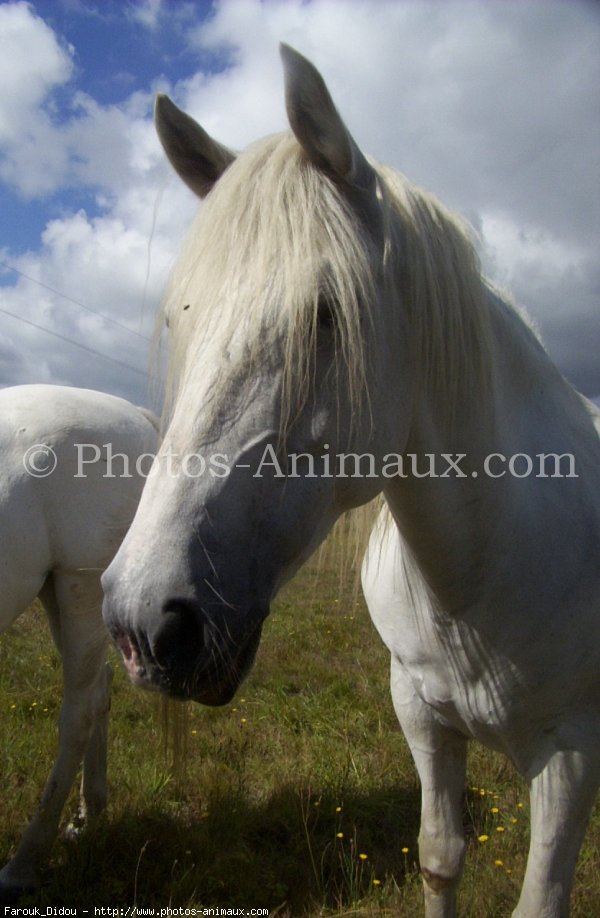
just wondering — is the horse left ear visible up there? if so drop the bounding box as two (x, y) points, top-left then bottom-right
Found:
(280, 43), (375, 193)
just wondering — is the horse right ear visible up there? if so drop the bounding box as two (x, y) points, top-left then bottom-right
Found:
(155, 94), (235, 198)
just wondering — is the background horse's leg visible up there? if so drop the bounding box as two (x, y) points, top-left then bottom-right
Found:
(390, 656), (467, 918)
(75, 659), (113, 829)
(512, 725), (600, 918)
(0, 573), (108, 895)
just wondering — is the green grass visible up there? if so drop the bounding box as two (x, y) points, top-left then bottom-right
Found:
(1, 556), (598, 915)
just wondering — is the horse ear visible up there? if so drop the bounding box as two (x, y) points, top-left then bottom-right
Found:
(155, 94), (235, 199)
(280, 43), (374, 193)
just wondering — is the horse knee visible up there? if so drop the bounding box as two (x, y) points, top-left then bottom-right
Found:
(419, 830), (466, 893)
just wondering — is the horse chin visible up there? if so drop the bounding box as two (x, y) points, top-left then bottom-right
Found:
(189, 620), (264, 706)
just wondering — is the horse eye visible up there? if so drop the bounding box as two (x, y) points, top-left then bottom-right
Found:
(316, 296), (335, 331)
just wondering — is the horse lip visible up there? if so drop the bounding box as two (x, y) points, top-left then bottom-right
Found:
(116, 632), (134, 662)
(113, 630), (153, 687)
(112, 629), (173, 696)
(111, 617), (265, 705)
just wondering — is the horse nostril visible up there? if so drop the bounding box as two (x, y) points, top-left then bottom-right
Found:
(153, 598), (204, 667)
(161, 598), (199, 619)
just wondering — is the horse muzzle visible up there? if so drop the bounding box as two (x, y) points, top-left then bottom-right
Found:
(104, 600), (266, 705)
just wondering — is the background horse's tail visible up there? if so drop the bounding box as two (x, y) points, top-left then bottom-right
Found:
(159, 696), (190, 781)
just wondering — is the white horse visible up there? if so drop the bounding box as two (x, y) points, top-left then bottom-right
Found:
(102, 46), (600, 917)
(0, 384), (157, 900)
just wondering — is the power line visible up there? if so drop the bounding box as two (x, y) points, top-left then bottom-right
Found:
(0, 305), (148, 378)
(0, 259), (153, 342)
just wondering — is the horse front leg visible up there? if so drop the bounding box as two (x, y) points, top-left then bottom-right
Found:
(0, 574), (109, 897)
(512, 722), (600, 918)
(390, 656), (467, 918)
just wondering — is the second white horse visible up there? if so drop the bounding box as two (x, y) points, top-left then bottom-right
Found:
(0, 384), (157, 899)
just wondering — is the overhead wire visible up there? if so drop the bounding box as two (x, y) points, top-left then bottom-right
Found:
(0, 305), (147, 378)
(0, 258), (155, 379)
(0, 259), (152, 342)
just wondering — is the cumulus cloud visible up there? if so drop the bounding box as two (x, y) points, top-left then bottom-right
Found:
(0, 196), (184, 404)
(0, 2), (73, 137)
(0, 1), (74, 195)
(127, 0), (163, 32)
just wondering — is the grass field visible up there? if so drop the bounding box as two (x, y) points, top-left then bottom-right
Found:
(1, 552), (598, 915)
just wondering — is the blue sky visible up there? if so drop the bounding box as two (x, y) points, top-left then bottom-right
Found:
(0, 0), (599, 408)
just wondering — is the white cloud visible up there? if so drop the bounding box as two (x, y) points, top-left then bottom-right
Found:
(0, 1), (73, 140)
(480, 214), (588, 295)
(0, 1), (74, 195)
(0, 198), (183, 404)
(127, 0), (163, 32)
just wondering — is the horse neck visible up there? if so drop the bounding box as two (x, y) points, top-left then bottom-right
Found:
(381, 286), (596, 615)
